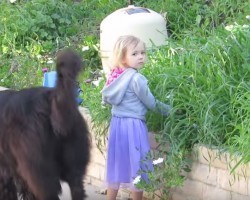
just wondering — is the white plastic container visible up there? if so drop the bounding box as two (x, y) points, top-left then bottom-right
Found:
(100, 5), (168, 76)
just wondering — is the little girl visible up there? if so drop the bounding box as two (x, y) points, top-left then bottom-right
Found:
(101, 35), (171, 200)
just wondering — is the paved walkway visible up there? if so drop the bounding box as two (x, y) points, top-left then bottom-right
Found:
(59, 182), (106, 200)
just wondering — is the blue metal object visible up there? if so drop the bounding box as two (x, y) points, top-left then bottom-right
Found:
(43, 71), (57, 88)
(43, 71), (83, 105)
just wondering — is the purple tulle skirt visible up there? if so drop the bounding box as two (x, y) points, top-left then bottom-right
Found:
(105, 116), (153, 191)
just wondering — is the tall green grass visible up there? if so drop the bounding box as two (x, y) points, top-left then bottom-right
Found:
(135, 23), (250, 198)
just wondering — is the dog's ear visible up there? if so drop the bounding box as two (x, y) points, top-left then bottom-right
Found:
(56, 49), (83, 79)
(50, 48), (83, 136)
(50, 100), (73, 136)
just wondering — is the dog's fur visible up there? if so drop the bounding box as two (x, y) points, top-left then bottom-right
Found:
(0, 49), (90, 200)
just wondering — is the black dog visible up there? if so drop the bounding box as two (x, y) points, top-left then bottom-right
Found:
(0, 49), (90, 200)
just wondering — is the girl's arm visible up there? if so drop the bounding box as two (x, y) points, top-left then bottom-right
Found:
(132, 73), (171, 115)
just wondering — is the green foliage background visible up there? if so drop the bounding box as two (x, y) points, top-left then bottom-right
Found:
(0, 0), (250, 199)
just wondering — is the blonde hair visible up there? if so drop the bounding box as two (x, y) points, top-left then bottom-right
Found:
(110, 35), (145, 69)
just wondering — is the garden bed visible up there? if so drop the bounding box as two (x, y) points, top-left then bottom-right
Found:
(77, 105), (250, 200)
(171, 145), (250, 200)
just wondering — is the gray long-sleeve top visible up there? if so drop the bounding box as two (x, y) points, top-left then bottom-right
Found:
(101, 68), (171, 121)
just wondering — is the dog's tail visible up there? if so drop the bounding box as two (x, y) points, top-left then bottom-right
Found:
(50, 49), (84, 135)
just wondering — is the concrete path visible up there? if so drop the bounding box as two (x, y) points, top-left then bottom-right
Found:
(59, 182), (106, 200)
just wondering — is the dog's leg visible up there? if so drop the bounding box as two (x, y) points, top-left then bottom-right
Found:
(62, 133), (90, 199)
(61, 141), (88, 200)
(62, 155), (88, 200)
(15, 177), (37, 200)
(10, 143), (61, 200)
(16, 161), (62, 200)
(0, 167), (18, 200)
(0, 177), (18, 200)
(66, 174), (85, 200)
(18, 169), (61, 200)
